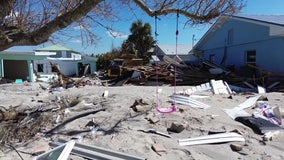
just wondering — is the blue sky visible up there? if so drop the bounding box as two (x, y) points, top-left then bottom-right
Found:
(8, 0), (284, 55)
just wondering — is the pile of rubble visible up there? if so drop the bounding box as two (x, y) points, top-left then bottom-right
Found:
(105, 56), (284, 92)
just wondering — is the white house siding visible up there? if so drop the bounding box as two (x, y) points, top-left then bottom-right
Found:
(52, 60), (78, 76)
(34, 59), (79, 76)
(71, 53), (82, 60)
(34, 60), (52, 73)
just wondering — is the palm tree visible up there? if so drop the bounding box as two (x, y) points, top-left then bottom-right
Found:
(127, 20), (154, 63)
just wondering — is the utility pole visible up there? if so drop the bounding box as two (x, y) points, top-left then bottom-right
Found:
(192, 34), (196, 47)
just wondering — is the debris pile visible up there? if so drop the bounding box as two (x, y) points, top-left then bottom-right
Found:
(104, 57), (284, 92)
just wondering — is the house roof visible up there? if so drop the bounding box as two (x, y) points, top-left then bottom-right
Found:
(36, 44), (74, 51)
(234, 14), (284, 26)
(192, 14), (284, 51)
(158, 44), (192, 55)
(0, 51), (53, 60)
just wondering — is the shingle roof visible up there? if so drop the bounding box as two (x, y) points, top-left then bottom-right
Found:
(233, 14), (284, 26)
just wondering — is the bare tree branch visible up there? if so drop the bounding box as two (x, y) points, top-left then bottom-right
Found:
(133, 0), (244, 23)
(0, 0), (245, 52)
(0, 0), (103, 51)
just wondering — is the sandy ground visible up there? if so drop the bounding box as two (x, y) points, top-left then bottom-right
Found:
(0, 82), (284, 160)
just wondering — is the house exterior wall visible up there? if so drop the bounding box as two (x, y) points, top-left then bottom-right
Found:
(52, 60), (78, 76)
(34, 48), (82, 77)
(196, 18), (284, 75)
(71, 52), (82, 60)
(34, 60), (52, 73)
(34, 60), (79, 76)
(45, 50), (81, 59)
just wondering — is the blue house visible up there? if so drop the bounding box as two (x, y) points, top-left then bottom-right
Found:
(192, 14), (284, 77)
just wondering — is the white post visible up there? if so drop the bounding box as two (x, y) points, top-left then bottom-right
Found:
(27, 60), (35, 82)
(0, 59), (4, 77)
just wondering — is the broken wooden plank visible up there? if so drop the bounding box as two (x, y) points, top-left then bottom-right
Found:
(267, 82), (280, 91)
(178, 132), (245, 146)
(210, 79), (229, 94)
(243, 81), (256, 90)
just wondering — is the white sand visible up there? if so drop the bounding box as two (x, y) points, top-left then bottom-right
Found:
(0, 82), (284, 160)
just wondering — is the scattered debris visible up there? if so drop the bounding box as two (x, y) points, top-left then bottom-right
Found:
(170, 94), (211, 109)
(146, 115), (160, 124)
(102, 90), (109, 98)
(235, 116), (284, 135)
(230, 143), (243, 152)
(45, 108), (106, 136)
(1, 59), (284, 159)
(224, 95), (263, 119)
(210, 79), (231, 94)
(50, 139), (145, 160)
(35, 140), (75, 160)
(152, 143), (167, 156)
(138, 129), (172, 138)
(178, 132), (245, 146)
(167, 122), (185, 133)
(130, 98), (151, 112)
(230, 143), (250, 155)
(263, 131), (280, 141)
(253, 102), (282, 125)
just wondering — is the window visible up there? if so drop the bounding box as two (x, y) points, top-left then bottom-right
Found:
(246, 50), (256, 65)
(37, 64), (43, 72)
(227, 29), (234, 45)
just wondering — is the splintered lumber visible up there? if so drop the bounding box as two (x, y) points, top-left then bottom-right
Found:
(49, 139), (145, 160)
(45, 108), (106, 136)
(178, 132), (245, 146)
(35, 140), (75, 160)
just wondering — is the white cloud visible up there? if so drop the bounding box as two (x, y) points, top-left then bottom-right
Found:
(73, 25), (83, 30)
(71, 40), (81, 43)
(107, 30), (128, 39)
